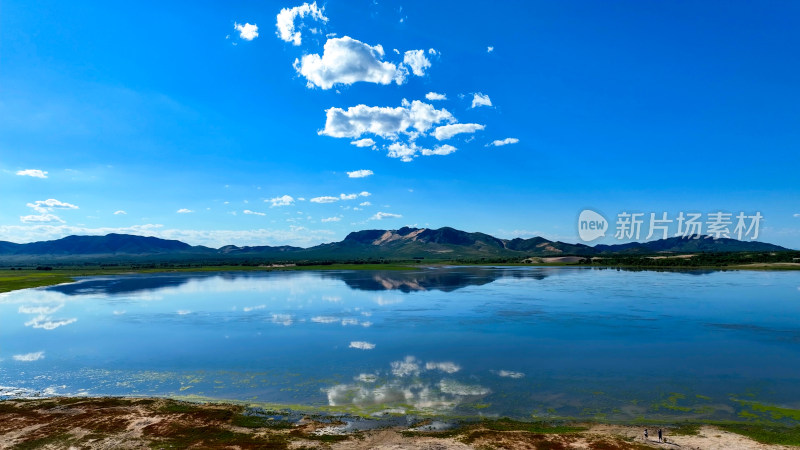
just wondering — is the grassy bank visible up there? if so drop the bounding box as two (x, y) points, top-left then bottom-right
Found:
(1, 397), (798, 449)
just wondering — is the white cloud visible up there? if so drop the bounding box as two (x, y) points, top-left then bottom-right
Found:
(471, 92), (492, 108)
(425, 92), (446, 101)
(387, 142), (457, 160)
(320, 99), (454, 140)
(310, 196), (339, 203)
(19, 305), (62, 315)
(271, 314), (293, 326)
(488, 137), (519, 147)
(295, 36), (404, 89)
(243, 209), (266, 216)
(275, 2), (327, 46)
(351, 138), (375, 148)
(421, 144), (457, 156)
(243, 304), (266, 312)
(13, 351), (44, 362)
(347, 169), (373, 178)
(349, 341), (376, 350)
(793, 213), (800, 218)
(497, 370), (525, 379)
(269, 195), (295, 207)
(24, 315), (77, 330)
(27, 199), (78, 213)
(16, 169), (48, 178)
(234, 22), (259, 41)
(176, 208), (193, 214)
(321, 216), (341, 222)
(402, 49), (432, 76)
(391, 356), (420, 376)
(359, 191), (371, 197)
(176, 310), (191, 315)
(433, 123), (485, 140)
(425, 362), (461, 374)
(113, 210), (127, 215)
(311, 316), (340, 324)
(371, 212), (402, 220)
(360, 201), (371, 206)
(20, 214), (64, 223)
(340, 193), (357, 200)
(487, 46), (494, 53)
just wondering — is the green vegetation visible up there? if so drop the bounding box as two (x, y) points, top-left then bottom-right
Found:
(715, 423), (800, 446)
(669, 422), (701, 435)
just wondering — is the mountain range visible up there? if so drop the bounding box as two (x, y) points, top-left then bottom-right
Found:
(0, 227), (790, 264)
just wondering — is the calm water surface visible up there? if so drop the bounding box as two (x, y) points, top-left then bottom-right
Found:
(1, 267), (799, 420)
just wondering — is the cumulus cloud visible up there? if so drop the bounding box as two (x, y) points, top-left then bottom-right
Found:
(113, 210), (127, 215)
(276, 2), (327, 46)
(271, 314), (293, 326)
(21, 199), (78, 224)
(24, 315), (77, 330)
(27, 199), (78, 213)
(320, 99), (454, 140)
(340, 193), (357, 200)
(310, 196), (339, 203)
(13, 351), (44, 362)
(349, 341), (376, 350)
(234, 22), (259, 41)
(425, 362), (461, 374)
(471, 93), (492, 108)
(425, 92), (446, 101)
(351, 138), (375, 148)
(391, 356), (421, 376)
(243, 209), (266, 216)
(16, 169), (48, 178)
(433, 123), (485, 140)
(487, 46), (494, 53)
(402, 49), (432, 76)
(311, 316), (340, 324)
(20, 214), (64, 223)
(360, 201), (371, 206)
(371, 212), (402, 220)
(359, 191), (371, 197)
(176, 208), (193, 214)
(269, 195), (295, 207)
(420, 144), (457, 156)
(347, 169), (373, 178)
(387, 142), (457, 161)
(488, 137), (519, 147)
(321, 216), (341, 222)
(295, 36), (404, 89)
(497, 370), (525, 379)
(242, 304), (266, 312)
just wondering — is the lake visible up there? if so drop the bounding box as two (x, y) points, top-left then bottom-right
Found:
(1, 267), (799, 422)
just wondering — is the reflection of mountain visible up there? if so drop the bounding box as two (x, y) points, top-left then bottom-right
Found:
(47, 274), (199, 296)
(322, 267), (557, 293)
(46, 267), (563, 296)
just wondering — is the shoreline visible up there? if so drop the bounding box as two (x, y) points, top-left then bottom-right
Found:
(2, 262), (799, 294)
(1, 396), (798, 449)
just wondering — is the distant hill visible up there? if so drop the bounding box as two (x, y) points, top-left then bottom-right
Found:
(0, 228), (791, 264)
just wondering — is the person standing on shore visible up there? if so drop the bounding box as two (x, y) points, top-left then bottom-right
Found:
(658, 428), (663, 442)
(644, 428), (648, 441)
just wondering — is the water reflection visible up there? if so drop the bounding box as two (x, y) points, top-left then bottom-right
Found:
(45, 266), (568, 297)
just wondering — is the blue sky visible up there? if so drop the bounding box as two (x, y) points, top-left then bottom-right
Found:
(2, 0), (799, 248)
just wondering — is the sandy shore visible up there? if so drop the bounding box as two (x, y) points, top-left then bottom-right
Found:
(1, 397), (796, 449)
